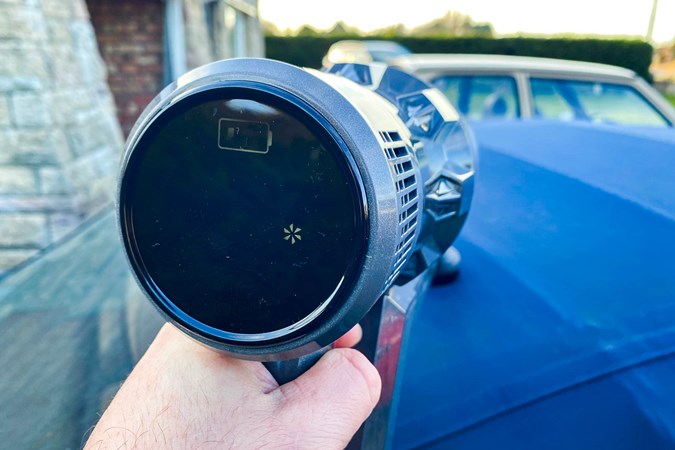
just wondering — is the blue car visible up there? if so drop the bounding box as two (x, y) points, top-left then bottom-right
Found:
(394, 119), (675, 449)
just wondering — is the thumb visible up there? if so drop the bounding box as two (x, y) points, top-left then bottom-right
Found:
(275, 348), (382, 449)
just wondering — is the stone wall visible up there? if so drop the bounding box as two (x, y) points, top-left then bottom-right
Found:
(0, 0), (123, 276)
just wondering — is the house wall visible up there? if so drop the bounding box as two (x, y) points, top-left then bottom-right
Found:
(185, 0), (265, 67)
(88, 0), (265, 137)
(86, 0), (165, 137)
(0, 0), (124, 276)
(0, 0), (263, 277)
(184, 0), (214, 69)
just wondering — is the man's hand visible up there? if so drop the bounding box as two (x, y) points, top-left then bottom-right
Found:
(85, 324), (381, 449)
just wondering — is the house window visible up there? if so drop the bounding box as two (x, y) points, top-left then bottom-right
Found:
(205, 0), (263, 60)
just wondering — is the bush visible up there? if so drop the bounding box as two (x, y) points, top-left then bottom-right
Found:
(265, 35), (357, 69)
(666, 94), (675, 107)
(265, 36), (653, 81)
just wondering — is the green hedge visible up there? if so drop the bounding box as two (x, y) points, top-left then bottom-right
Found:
(265, 36), (653, 81)
(666, 93), (675, 107)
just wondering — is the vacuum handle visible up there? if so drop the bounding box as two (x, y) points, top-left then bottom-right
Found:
(264, 347), (330, 385)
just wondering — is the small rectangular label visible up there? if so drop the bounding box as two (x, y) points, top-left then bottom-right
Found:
(218, 119), (271, 154)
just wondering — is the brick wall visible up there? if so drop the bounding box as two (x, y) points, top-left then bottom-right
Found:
(0, 0), (123, 276)
(87, 0), (263, 137)
(86, 0), (164, 137)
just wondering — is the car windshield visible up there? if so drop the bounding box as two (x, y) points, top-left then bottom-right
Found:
(530, 78), (670, 127)
(432, 75), (520, 120)
(369, 49), (408, 62)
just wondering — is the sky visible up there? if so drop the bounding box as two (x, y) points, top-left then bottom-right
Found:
(258, 0), (674, 44)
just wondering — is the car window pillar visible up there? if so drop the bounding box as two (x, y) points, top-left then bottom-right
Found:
(516, 72), (533, 119)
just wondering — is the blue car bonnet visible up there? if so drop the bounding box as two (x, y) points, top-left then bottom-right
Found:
(394, 121), (675, 449)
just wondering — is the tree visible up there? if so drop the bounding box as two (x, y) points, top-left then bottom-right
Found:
(411, 11), (494, 37)
(370, 24), (408, 38)
(296, 25), (321, 36)
(326, 21), (361, 36)
(261, 19), (281, 36)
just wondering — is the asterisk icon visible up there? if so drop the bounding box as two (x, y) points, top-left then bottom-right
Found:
(283, 224), (302, 244)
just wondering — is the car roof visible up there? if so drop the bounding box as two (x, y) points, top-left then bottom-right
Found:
(395, 120), (675, 448)
(329, 40), (409, 51)
(391, 54), (637, 79)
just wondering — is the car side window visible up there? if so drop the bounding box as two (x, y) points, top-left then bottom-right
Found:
(432, 75), (519, 120)
(531, 78), (670, 127)
(530, 79), (576, 120)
